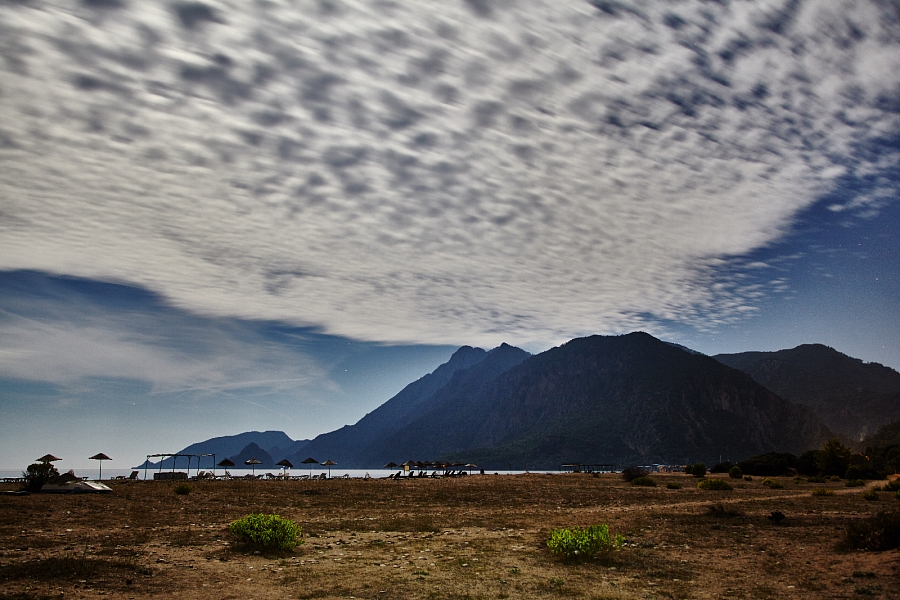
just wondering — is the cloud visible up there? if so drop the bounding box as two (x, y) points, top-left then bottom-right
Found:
(0, 284), (329, 397)
(1, 0), (898, 348)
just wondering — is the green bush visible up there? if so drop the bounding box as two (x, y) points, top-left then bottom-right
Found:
(811, 487), (835, 497)
(728, 466), (743, 479)
(685, 463), (707, 477)
(228, 514), (303, 551)
(807, 475), (826, 483)
(828, 475), (842, 482)
(174, 483), (193, 495)
(666, 482), (682, 490)
(837, 510), (900, 551)
(22, 462), (60, 493)
(761, 478), (784, 489)
(630, 476), (656, 487)
(845, 479), (865, 488)
(546, 524), (624, 559)
(862, 489), (880, 501)
(697, 478), (732, 491)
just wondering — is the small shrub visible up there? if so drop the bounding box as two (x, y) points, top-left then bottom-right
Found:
(666, 482), (682, 490)
(228, 514), (303, 552)
(761, 478), (784, 489)
(862, 489), (880, 501)
(728, 466), (743, 479)
(546, 524), (624, 559)
(829, 475), (842, 482)
(630, 476), (656, 487)
(837, 510), (900, 551)
(621, 466), (649, 482)
(811, 487), (835, 497)
(881, 479), (900, 492)
(706, 503), (741, 518)
(174, 483), (193, 495)
(685, 463), (707, 477)
(845, 479), (865, 488)
(744, 475), (752, 481)
(793, 477), (804, 484)
(698, 478), (732, 491)
(807, 475), (826, 483)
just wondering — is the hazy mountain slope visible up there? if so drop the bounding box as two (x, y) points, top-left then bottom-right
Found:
(289, 346), (497, 466)
(229, 442), (275, 469)
(359, 343), (532, 466)
(863, 419), (900, 448)
(379, 333), (831, 469)
(715, 345), (900, 441)
(134, 430), (299, 469)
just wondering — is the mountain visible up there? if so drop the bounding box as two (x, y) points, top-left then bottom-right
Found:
(134, 431), (306, 469)
(714, 345), (900, 442)
(229, 442), (275, 469)
(288, 344), (530, 467)
(373, 332), (831, 469)
(863, 419), (900, 448)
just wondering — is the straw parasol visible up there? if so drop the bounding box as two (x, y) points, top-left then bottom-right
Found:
(321, 459), (336, 478)
(89, 453), (111, 480)
(465, 463), (478, 474)
(244, 458), (261, 475)
(301, 457), (318, 476)
(217, 458), (236, 467)
(276, 459), (293, 476)
(37, 454), (61, 463)
(382, 461), (398, 470)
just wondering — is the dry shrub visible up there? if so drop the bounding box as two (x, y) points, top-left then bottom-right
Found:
(837, 510), (900, 552)
(705, 503), (742, 518)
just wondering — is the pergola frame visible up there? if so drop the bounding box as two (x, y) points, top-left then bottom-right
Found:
(143, 453), (217, 480)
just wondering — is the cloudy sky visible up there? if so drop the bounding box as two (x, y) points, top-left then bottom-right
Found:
(1, 0), (898, 471)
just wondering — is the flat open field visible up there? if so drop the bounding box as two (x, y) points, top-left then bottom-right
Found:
(1, 473), (898, 599)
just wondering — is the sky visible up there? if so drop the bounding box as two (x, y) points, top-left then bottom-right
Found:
(1, 0), (898, 471)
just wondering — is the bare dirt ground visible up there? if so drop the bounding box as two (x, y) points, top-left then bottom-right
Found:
(1, 473), (898, 599)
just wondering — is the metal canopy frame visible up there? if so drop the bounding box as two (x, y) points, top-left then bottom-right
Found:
(143, 453), (217, 480)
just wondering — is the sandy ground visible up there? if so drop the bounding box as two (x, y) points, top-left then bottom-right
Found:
(1, 473), (898, 599)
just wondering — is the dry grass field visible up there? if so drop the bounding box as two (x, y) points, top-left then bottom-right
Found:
(1, 473), (898, 599)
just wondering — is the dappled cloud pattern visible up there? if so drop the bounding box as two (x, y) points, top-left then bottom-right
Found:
(1, 0), (899, 347)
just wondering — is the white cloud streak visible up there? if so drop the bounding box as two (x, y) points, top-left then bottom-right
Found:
(1, 0), (899, 348)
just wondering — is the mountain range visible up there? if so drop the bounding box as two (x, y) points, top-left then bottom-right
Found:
(715, 344), (900, 441)
(147, 332), (899, 470)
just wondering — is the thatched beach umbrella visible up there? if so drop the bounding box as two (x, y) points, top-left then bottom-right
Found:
(89, 453), (111, 480)
(276, 459), (293, 475)
(301, 457), (318, 476)
(321, 459), (336, 478)
(217, 458), (236, 468)
(244, 458), (261, 475)
(382, 461), (398, 469)
(465, 463), (478, 474)
(37, 454), (61, 463)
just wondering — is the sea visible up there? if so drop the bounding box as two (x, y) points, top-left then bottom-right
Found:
(1, 467), (559, 481)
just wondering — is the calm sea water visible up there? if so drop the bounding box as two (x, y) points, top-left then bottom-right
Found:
(1, 467), (558, 481)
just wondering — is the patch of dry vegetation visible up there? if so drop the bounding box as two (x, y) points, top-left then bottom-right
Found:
(0, 474), (897, 599)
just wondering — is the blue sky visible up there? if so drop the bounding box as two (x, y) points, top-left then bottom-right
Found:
(1, 0), (898, 471)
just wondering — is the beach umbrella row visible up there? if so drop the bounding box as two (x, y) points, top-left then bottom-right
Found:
(36, 453), (118, 481)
